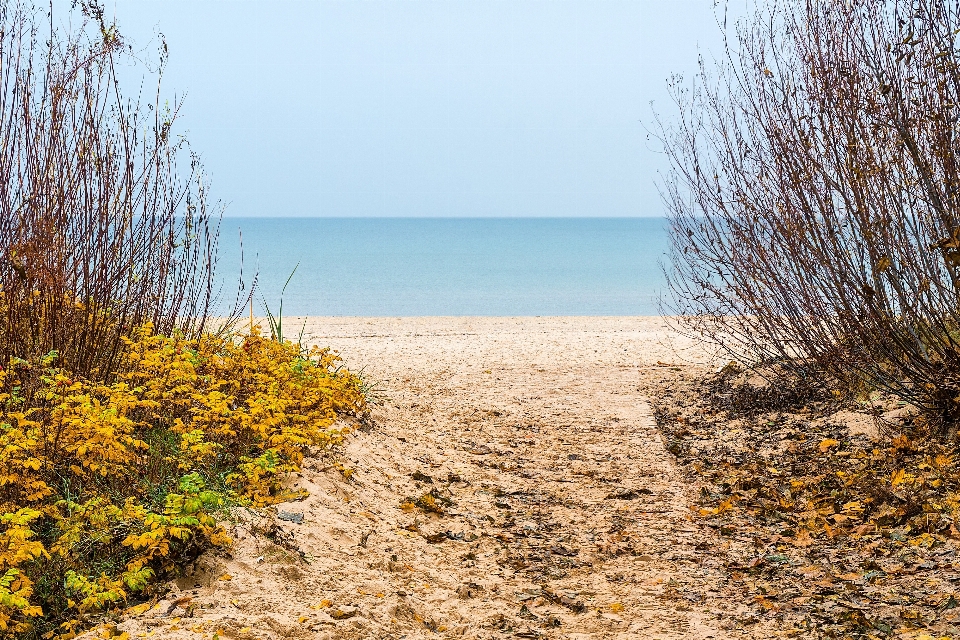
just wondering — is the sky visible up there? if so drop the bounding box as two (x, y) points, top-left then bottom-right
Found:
(97, 0), (728, 218)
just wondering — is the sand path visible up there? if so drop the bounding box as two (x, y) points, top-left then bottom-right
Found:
(115, 318), (734, 640)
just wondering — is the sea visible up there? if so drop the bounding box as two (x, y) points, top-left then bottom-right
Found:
(213, 217), (670, 317)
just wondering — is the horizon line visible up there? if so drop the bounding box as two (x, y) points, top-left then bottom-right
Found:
(217, 214), (668, 219)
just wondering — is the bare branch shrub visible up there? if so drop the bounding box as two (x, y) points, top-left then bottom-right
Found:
(0, 2), (233, 381)
(661, 0), (960, 436)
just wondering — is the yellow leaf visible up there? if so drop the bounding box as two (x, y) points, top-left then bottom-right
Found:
(218, 573), (232, 581)
(126, 602), (152, 616)
(891, 468), (906, 487)
(842, 501), (864, 514)
(818, 438), (840, 452)
(609, 602), (624, 613)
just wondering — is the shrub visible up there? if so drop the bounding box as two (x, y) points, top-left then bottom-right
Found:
(0, 5), (367, 637)
(0, 326), (365, 638)
(0, 1), (229, 383)
(659, 0), (960, 436)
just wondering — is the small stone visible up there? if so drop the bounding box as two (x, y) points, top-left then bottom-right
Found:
(277, 511), (304, 524)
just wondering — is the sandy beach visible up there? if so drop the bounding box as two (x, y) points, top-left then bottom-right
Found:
(104, 317), (748, 640)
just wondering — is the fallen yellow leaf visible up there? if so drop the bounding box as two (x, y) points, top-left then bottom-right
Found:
(218, 573), (232, 581)
(891, 468), (906, 487)
(841, 501), (864, 514)
(610, 602), (624, 613)
(818, 438), (840, 452)
(126, 602), (152, 616)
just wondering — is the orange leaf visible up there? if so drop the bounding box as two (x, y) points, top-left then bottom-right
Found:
(818, 438), (840, 453)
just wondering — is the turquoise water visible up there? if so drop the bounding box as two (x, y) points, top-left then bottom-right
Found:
(214, 218), (669, 316)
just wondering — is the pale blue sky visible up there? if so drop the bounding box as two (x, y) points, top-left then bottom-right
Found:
(101, 0), (726, 217)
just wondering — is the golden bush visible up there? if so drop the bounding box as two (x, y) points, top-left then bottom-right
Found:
(0, 326), (365, 638)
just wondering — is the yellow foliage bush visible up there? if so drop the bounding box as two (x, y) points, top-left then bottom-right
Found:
(0, 326), (365, 638)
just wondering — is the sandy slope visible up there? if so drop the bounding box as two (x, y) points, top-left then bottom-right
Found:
(105, 317), (743, 640)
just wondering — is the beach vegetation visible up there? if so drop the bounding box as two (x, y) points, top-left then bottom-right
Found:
(0, 326), (364, 639)
(0, 3), (365, 638)
(656, 0), (960, 633)
(660, 0), (960, 438)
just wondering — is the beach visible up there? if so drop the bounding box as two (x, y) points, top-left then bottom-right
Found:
(104, 317), (752, 639)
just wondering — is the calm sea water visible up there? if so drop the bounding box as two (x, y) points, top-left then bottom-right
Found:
(213, 218), (670, 316)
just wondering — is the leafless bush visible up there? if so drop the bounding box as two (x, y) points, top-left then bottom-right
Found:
(659, 0), (960, 437)
(0, 2), (237, 380)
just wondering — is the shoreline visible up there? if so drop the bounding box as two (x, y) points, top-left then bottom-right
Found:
(260, 315), (717, 372)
